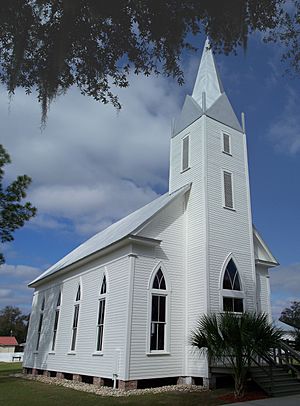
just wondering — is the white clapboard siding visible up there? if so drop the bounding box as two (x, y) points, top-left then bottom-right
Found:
(130, 197), (186, 379)
(169, 116), (209, 377)
(24, 251), (131, 380)
(205, 116), (256, 314)
(256, 265), (272, 321)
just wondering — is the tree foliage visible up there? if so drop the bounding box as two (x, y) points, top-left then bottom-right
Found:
(0, 306), (29, 343)
(1, 0), (298, 125)
(191, 312), (282, 399)
(280, 301), (300, 350)
(0, 144), (37, 264)
(279, 300), (300, 329)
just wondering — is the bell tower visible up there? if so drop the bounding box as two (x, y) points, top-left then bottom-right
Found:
(169, 40), (257, 378)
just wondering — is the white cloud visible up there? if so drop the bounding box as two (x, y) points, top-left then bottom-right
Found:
(270, 263), (300, 296)
(0, 288), (12, 298)
(270, 263), (300, 325)
(0, 264), (41, 313)
(0, 72), (182, 237)
(0, 264), (41, 280)
(268, 88), (300, 155)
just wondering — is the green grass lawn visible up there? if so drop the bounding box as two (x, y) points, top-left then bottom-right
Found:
(0, 361), (22, 376)
(0, 362), (231, 406)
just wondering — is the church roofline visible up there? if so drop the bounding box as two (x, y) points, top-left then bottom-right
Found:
(253, 225), (279, 267)
(29, 183), (191, 287)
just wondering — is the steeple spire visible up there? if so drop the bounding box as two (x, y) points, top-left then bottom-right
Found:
(192, 38), (224, 110)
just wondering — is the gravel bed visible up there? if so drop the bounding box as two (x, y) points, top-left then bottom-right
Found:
(13, 373), (207, 397)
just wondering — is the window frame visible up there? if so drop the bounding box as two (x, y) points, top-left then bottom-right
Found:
(70, 284), (81, 352)
(95, 274), (107, 353)
(51, 290), (61, 352)
(222, 169), (235, 210)
(181, 134), (190, 172)
(36, 296), (45, 351)
(147, 265), (170, 355)
(222, 132), (231, 155)
(220, 257), (244, 314)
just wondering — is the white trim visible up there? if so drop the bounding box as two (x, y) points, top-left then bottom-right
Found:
(203, 115), (210, 315)
(70, 281), (81, 352)
(221, 131), (231, 155)
(219, 254), (245, 313)
(222, 169), (235, 210)
(147, 262), (171, 291)
(95, 271), (107, 353)
(181, 133), (190, 172)
(146, 264), (170, 354)
(124, 254), (136, 380)
(242, 131), (258, 311)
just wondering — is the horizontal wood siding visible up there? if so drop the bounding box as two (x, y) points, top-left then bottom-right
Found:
(131, 197), (185, 379)
(169, 118), (209, 377)
(205, 117), (256, 314)
(256, 265), (272, 321)
(24, 253), (130, 380)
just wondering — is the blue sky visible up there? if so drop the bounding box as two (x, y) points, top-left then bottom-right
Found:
(0, 34), (299, 326)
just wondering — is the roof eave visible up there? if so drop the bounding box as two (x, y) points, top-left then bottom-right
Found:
(29, 234), (162, 288)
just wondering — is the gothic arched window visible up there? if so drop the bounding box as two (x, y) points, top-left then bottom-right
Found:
(150, 268), (167, 351)
(71, 284), (81, 351)
(36, 296), (45, 351)
(96, 274), (106, 352)
(222, 259), (244, 313)
(51, 290), (61, 351)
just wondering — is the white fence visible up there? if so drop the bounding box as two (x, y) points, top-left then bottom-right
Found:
(0, 352), (24, 362)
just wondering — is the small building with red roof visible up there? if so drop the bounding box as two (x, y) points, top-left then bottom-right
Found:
(0, 336), (18, 353)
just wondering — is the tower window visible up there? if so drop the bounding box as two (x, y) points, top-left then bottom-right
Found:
(223, 171), (234, 209)
(150, 268), (167, 351)
(182, 136), (189, 171)
(223, 133), (231, 155)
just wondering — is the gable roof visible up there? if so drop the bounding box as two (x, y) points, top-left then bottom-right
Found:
(0, 336), (18, 346)
(253, 225), (279, 267)
(172, 95), (203, 137)
(29, 184), (191, 287)
(206, 93), (243, 133)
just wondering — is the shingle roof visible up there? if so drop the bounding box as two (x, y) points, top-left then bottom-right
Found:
(0, 336), (18, 346)
(29, 184), (191, 287)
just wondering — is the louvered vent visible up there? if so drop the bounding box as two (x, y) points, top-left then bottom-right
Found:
(182, 136), (189, 171)
(223, 133), (230, 154)
(224, 171), (233, 208)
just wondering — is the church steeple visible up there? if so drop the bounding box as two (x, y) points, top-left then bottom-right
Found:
(192, 38), (224, 110)
(172, 39), (243, 137)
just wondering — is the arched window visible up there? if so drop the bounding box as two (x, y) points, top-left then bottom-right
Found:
(51, 290), (61, 351)
(36, 296), (45, 351)
(150, 268), (167, 351)
(96, 274), (106, 352)
(71, 284), (81, 351)
(222, 259), (244, 313)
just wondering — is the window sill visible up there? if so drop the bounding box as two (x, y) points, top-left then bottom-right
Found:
(67, 351), (76, 355)
(180, 167), (190, 174)
(223, 206), (236, 212)
(92, 352), (103, 357)
(146, 351), (170, 356)
(48, 351), (55, 355)
(33, 351), (38, 355)
(222, 151), (232, 157)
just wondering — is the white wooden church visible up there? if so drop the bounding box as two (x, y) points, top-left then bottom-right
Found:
(23, 40), (278, 389)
